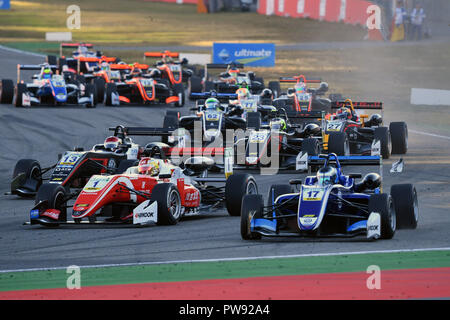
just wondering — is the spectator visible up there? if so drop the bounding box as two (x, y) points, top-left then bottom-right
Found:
(410, 4), (426, 40)
(391, 1), (407, 42)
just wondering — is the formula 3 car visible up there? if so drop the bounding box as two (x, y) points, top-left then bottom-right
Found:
(7, 126), (143, 199)
(241, 153), (418, 240)
(2, 64), (97, 108)
(27, 152), (258, 227)
(324, 99), (408, 158)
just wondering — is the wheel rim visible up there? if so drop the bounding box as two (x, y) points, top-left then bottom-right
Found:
(413, 189), (419, 222)
(53, 190), (66, 211)
(168, 189), (181, 220)
(30, 165), (41, 181)
(246, 180), (257, 195)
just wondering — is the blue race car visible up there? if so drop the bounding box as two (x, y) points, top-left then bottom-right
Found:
(240, 153), (418, 240)
(11, 63), (96, 108)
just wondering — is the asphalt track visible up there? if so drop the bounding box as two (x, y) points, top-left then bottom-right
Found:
(0, 46), (449, 272)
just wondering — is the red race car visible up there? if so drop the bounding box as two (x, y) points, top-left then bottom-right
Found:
(28, 151), (258, 227)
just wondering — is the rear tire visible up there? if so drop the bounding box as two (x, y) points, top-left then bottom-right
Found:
(246, 112), (261, 130)
(368, 193), (396, 239)
(15, 83), (27, 107)
(1, 79), (14, 104)
(151, 183), (182, 225)
(390, 122), (408, 154)
(85, 84), (97, 108)
(267, 184), (292, 207)
(391, 184), (418, 229)
(105, 83), (118, 106)
(328, 132), (349, 156)
(225, 174), (258, 216)
(173, 83), (185, 107)
(268, 81), (281, 99)
(240, 194), (263, 240)
(12, 159), (42, 196)
(188, 75), (203, 97)
(94, 77), (106, 104)
(374, 127), (391, 159)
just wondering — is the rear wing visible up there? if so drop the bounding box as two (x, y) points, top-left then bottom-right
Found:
(59, 42), (94, 56)
(108, 126), (174, 137)
(206, 63), (244, 69)
(189, 91), (237, 102)
(331, 101), (383, 110)
(144, 51), (180, 59)
(17, 64), (58, 83)
(280, 75), (322, 84)
(296, 153), (383, 178)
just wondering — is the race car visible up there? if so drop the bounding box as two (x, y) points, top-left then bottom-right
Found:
(28, 151), (258, 227)
(271, 75), (333, 116)
(188, 63), (266, 96)
(323, 99), (409, 158)
(7, 126), (142, 198)
(240, 153), (419, 240)
(144, 50), (194, 107)
(2, 64), (97, 108)
(103, 63), (182, 107)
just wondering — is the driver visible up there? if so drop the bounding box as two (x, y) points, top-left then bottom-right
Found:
(204, 98), (221, 112)
(270, 118), (287, 132)
(236, 87), (251, 102)
(336, 106), (359, 122)
(103, 136), (122, 152)
(42, 66), (52, 80)
(294, 82), (307, 95)
(316, 166), (338, 186)
(137, 158), (160, 176)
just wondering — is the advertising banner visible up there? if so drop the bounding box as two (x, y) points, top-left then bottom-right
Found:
(0, 0), (10, 10)
(212, 43), (275, 67)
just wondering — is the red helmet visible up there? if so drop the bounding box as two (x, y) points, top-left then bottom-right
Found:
(104, 136), (120, 151)
(137, 157), (160, 176)
(336, 107), (352, 120)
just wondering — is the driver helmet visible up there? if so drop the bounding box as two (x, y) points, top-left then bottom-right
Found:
(228, 69), (239, 79)
(236, 87), (250, 101)
(204, 98), (221, 111)
(261, 88), (273, 100)
(137, 157), (160, 176)
(104, 136), (121, 151)
(42, 67), (52, 80)
(317, 166), (338, 186)
(336, 107), (352, 120)
(100, 61), (110, 72)
(270, 118), (287, 131)
(295, 82), (307, 95)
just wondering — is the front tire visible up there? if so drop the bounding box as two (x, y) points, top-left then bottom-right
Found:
(240, 194), (264, 240)
(328, 132), (349, 156)
(390, 122), (408, 154)
(368, 193), (396, 239)
(301, 138), (320, 156)
(1, 79), (14, 104)
(35, 183), (68, 223)
(391, 184), (418, 229)
(225, 174), (258, 216)
(374, 127), (391, 159)
(151, 183), (182, 225)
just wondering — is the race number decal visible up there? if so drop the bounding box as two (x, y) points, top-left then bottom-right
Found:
(302, 188), (325, 201)
(206, 112), (220, 121)
(326, 121), (344, 132)
(83, 176), (111, 192)
(249, 131), (268, 143)
(59, 152), (83, 166)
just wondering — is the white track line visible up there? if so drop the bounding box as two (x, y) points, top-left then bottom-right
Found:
(409, 129), (450, 140)
(1, 247), (449, 274)
(0, 45), (46, 58)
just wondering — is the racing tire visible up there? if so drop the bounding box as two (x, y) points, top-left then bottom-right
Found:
(268, 81), (281, 99)
(301, 138), (320, 156)
(241, 194), (263, 240)
(47, 55), (58, 66)
(374, 127), (391, 159)
(204, 81), (215, 92)
(173, 83), (185, 107)
(162, 114), (180, 144)
(85, 83), (97, 108)
(105, 83), (118, 106)
(246, 112), (261, 131)
(35, 183), (68, 224)
(368, 193), (396, 240)
(391, 184), (418, 229)
(188, 75), (203, 97)
(328, 132), (349, 156)
(94, 77), (106, 104)
(12, 159), (42, 196)
(252, 77), (265, 93)
(389, 122), (408, 154)
(14, 83), (27, 108)
(151, 183), (182, 225)
(225, 173), (258, 216)
(58, 57), (67, 73)
(1, 79), (14, 104)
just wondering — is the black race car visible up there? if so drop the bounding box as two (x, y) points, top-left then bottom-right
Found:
(6, 126), (143, 198)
